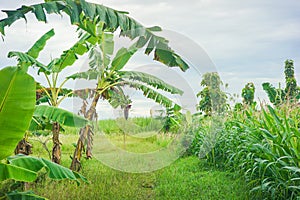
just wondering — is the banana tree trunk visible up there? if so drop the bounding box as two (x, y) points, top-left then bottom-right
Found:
(52, 122), (61, 164)
(70, 93), (100, 171)
(14, 138), (32, 155)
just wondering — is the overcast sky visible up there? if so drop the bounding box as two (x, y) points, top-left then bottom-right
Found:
(1, 0), (300, 118)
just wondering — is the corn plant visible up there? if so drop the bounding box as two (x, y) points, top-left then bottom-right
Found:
(200, 105), (300, 199)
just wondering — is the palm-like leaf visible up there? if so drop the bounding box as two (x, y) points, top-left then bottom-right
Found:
(127, 82), (177, 108)
(0, 0), (189, 71)
(120, 71), (183, 95)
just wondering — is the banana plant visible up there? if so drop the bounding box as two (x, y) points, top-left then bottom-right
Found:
(67, 27), (184, 171)
(0, 66), (88, 199)
(0, 0), (190, 171)
(8, 29), (89, 164)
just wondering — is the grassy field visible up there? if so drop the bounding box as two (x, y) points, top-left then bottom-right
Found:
(22, 133), (249, 200)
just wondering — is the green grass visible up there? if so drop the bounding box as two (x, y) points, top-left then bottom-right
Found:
(155, 157), (249, 200)
(23, 134), (249, 200)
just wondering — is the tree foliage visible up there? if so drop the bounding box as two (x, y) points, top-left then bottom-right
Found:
(241, 82), (255, 105)
(262, 82), (285, 106)
(197, 72), (228, 116)
(284, 59), (300, 100)
(263, 59), (300, 106)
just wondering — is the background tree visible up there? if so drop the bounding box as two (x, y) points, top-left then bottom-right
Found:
(241, 82), (255, 105)
(263, 59), (300, 106)
(284, 59), (300, 101)
(262, 82), (285, 106)
(197, 72), (228, 116)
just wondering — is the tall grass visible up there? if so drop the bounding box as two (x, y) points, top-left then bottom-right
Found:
(192, 105), (300, 199)
(98, 117), (163, 135)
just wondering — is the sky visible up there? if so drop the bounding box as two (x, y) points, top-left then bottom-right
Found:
(1, 0), (300, 118)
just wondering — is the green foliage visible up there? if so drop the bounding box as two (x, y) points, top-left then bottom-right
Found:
(127, 83), (180, 108)
(6, 190), (47, 200)
(263, 59), (300, 106)
(111, 47), (137, 71)
(160, 105), (183, 133)
(0, 0), (189, 71)
(0, 163), (37, 182)
(194, 105), (300, 199)
(233, 102), (243, 111)
(284, 59), (300, 100)
(262, 82), (285, 106)
(121, 71), (183, 95)
(241, 82), (255, 105)
(33, 105), (88, 128)
(0, 67), (35, 159)
(8, 29), (90, 76)
(197, 72), (228, 116)
(27, 29), (55, 59)
(69, 42), (184, 109)
(7, 155), (87, 185)
(0, 67), (87, 196)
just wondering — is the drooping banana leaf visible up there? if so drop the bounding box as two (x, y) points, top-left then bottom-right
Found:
(0, 67), (35, 160)
(6, 190), (48, 200)
(127, 82), (177, 108)
(33, 105), (88, 128)
(6, 155), (88, 185)
(0, 0), (189, 71)
(120, 70), (183, 95)
(0, 163), (37, 182)
(106, 86), (132, 109)
(73, 88), (97, 100)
